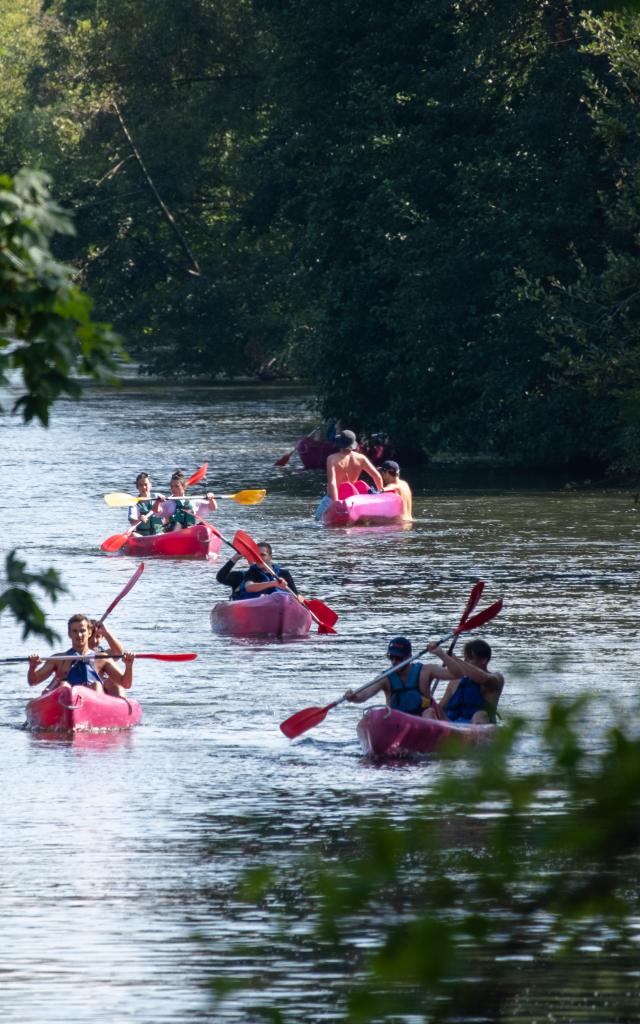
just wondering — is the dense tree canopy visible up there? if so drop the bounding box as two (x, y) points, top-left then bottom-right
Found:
(2, 1), (640, 472)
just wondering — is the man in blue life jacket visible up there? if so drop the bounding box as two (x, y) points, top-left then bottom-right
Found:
(343, 636), (453, 716)
(424, 638), (503, 724)
(27, 613), (135, 696)
(216, 541), (298, 601)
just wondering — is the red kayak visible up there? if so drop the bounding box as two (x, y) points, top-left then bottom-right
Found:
(210, 590), (313, 637)
(357, 706), (496, 757)
(296, 437), (394, 470)
(26, 684), (143, 733)
(121, 522), (222, 559)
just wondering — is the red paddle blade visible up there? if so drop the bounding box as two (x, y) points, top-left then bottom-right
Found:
(232, 529), (262, 564)
(100, 532), (131, 553)
(99, 563), (144, 621)
(186, 462), (208, 489)
(317, 623), (337, 635)
(303, 598), (338, 628)
(133, 652), (198, 661)
(280, 701), (337, 738)
(449, 580), (484, 653)
(455, 598), (503, 634)
(274, 449), (294, 467)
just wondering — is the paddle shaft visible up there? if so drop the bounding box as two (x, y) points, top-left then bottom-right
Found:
(95, 563), (144, 624)
(5, 653), (197, 663)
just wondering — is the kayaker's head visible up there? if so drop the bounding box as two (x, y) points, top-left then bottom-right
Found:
(257, 542), (273, 566)
(135, 472), (152, 497)
(463, 638), (492, 668)
(67, 614), (92, 652)
(169, 469), (187, 496)
(387, 635), (412, 664)
(335, 429), (357, 450)
(380, 460), (400, 484)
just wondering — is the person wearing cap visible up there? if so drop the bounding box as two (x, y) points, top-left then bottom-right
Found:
(380, 460), (413, 521)
(325, 429), (383, 501)
(343, 636), (453, 716)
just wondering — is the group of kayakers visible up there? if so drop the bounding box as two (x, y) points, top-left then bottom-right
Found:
(128, 469), (217, 536)
(25, 429), (503, 730)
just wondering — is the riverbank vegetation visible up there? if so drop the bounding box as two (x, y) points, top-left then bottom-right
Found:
(2, 2), (640, 472)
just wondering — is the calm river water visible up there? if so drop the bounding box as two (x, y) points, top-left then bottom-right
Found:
(1, 381), (639, 1023)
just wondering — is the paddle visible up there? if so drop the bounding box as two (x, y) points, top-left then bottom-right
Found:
(274, 427), (321, 467)
(279, 595), (503, 739)
(95, 562), (145, 625)
(4, 652), (198, 664)
(428, 580), (484, 708)
(103, 488), (266, 508)
(231, 529), (338, 634)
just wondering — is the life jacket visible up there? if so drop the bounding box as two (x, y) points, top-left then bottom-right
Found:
(63, 648), (103, 687)
(234, 563), (284, 601)
(131, 499), (164, 536)
(388, 662), (428, 716)
(167, 498), (196, 530)
(445, 676), (494, 723)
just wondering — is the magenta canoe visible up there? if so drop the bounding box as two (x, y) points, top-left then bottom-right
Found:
(26, 684), (143, 733)
(357, 706), (497, 757)
(210, 590), (313, 637)
(296, 437), (395, 470)
(121, 522), (222, 559)
(321, 490), (403, 527)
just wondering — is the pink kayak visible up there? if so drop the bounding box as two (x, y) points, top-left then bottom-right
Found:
(121, 522), (222, 559)
(321, 489), (403, 527)
(357, 706), (497, 757)
(210, 590), (313, 637)
(26, 684), (143, 733)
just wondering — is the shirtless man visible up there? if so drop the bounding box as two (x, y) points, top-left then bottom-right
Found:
(28, 613), (134, 697)
(380, 460), (413, 521)
(325, 430), (383, 501)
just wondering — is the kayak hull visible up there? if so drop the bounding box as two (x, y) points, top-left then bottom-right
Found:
(296, 437), (394, 470)
(321, 491), (403, 527)
(357, 706), (496, 757)
(210, 590), (313, 637)
(26, 684), (143, 733)
(121, 522), (222, 559)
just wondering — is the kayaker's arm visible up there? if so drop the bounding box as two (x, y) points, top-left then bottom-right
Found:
(357, 454), (383, 491)
(427, 645), (503, 695)
(103, 652), (134, 689)
(27, 655), (58, 686)
(216, 555), (243, 586)
(279, 569), (298, 595)
(92, 623), (124, 657)
(344, 677), (387, 704)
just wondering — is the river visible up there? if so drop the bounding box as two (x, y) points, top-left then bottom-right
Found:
(1, 380), (639, 1022)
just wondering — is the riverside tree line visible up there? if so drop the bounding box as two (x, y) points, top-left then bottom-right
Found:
(2, 0), (640, 474)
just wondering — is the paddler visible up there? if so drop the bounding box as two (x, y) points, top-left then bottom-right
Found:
(153, 468), (218, 530)
(343, 636), (452, 716)
(423, 639), (503, 724)
(216, 542), (298, 601)
(128, 472), (165, 536)
(315, 429), (383, 520)
(380, 460), (413, 522)
(27, 613), (135, 697)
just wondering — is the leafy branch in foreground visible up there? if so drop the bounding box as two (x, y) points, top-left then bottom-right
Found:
(0, 550), (66, 642)
(210, 701), (640, 1023)
(0, 167), (126, 425)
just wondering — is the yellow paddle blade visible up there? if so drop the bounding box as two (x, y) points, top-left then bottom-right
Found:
(224, 489), (267, 505)
(104, 492), (141, 508)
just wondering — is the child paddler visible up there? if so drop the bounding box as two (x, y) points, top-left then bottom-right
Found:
(128, 472), (165, 536)
(344, 636), (452, 716)
(27, 613), (135, 697)
(216, 542), (298, 601)
(153, 468), (217, 531)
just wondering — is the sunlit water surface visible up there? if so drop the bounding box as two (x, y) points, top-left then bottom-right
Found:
(1, 381), (639, 1022)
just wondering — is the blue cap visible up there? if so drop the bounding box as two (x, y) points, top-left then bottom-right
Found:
(387, 636), (412, 659)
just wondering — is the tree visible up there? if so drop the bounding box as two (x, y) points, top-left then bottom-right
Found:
(0, 168), (124, 640)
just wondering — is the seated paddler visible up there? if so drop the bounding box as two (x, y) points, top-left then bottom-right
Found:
(217, 541), (298, 601)
(343, 636), (452, 716)
(27, 613), (135, 697)
(153, 468), (217, 531)
(128, 472), (165, 536)
(423, 638), (503, 724)
(315, 429), (383, 519)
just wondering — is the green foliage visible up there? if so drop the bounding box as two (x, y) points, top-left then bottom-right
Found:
(0, 168), (124, 424)
(211, 704), (640, 1022)
(0, 550), (66, 642)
